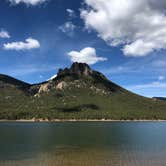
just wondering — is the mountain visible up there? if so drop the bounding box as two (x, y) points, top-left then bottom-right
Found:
(153, 97), (166, 101)
(0, 62), (166, 120)
(0, 74), (30, 89)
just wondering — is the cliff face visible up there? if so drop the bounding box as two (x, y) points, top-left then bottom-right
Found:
(57, 62), (93, 77)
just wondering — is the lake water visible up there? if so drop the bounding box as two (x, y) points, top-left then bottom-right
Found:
(0, 122), (166, 166)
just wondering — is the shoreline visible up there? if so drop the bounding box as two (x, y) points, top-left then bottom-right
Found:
(1, 119), (166, 122)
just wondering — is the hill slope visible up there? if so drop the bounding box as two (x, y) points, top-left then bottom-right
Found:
(0, 62), (166, 120)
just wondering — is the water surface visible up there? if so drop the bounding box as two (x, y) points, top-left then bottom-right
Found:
(0, 122), (166, 166)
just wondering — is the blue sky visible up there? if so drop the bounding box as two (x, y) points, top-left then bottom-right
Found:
(0, 0), (166, 97)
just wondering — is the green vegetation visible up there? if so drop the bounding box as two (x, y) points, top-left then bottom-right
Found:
(0, 62), (166, 120)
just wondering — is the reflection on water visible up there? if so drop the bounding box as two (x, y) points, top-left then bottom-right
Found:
(0, 122), (166, 166)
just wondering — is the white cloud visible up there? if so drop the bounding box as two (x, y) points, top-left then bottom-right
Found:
(123, 40), (155, 57)
(47, 74), (57, 81)
(0, 30), (10, 38)
(128, 82), (166, 89)
(39, 75), (43, 78)
(66, 9), (76, 18)
(67, 47), (107, 65)
(4, 64), (59, 77)
(81, 0), (166, 56)
(3, 38), (40, 51)
(153, 60), (166, 67)
(126, 82), (166, 97)
(8, 0), (48, 5)
(59, 21), (76, 34)
(158, 76), (165, 81)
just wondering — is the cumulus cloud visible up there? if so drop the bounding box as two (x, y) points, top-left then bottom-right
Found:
(158, 76), (165, 81)
(59, 21), (76, 36)
(81, 0), (166, 56)
(59, 21), (76, 34)
(67, 47), (107, 65)
(0, 30), (10, 38)
(8, 0), (48, 5)
(66, 9), (76, 18)
(3, 38), (40, 51)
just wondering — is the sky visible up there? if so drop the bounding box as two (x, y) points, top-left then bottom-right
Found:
(0, 0), (166, 97)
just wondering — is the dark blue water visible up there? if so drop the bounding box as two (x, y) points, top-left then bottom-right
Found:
(0, 122), (166, 166)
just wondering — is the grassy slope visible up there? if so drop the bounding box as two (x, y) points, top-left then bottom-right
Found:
(0, 78), (166, 120)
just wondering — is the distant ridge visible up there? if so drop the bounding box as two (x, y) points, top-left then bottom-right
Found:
(0, 74), (30, 90)
(153, 97), (166, 101)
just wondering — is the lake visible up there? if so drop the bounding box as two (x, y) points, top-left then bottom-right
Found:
(0, 122), (166, 166)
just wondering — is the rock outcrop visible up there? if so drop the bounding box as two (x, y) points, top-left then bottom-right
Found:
(38, 83), (52, 93)
(56, 81), (67, 90)
(57, 62), (93, 77)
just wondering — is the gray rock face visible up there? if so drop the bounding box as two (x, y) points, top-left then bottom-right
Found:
(57, 62), (93, 77)
(70, 62), (93, 76)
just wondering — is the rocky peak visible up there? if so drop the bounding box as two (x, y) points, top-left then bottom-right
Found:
(57, 62), (93, 77)
(70, 62), (92, 75)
